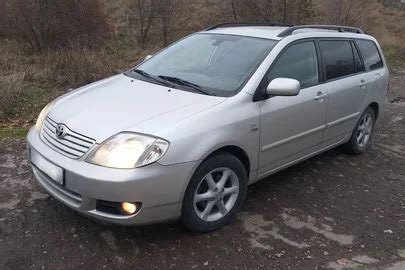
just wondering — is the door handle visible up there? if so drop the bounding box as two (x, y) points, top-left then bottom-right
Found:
(359, 79), (368, 87)
(314, 92), (327, 101)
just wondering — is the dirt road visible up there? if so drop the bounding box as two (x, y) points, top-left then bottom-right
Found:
(1, 70), (405, 269)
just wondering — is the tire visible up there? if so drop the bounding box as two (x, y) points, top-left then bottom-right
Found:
(344, 107), (376, 155)
(181, 152), (248, 232)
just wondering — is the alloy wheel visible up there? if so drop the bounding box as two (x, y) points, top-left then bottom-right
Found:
(193, 168), (239, 222)
(357, 112), (373, 147)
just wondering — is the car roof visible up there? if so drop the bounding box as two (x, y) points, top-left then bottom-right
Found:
(204, 25), (374, 41)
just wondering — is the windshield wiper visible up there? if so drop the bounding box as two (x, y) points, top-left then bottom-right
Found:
(132, 69), (174, 88)
(158, 75), (211, 95)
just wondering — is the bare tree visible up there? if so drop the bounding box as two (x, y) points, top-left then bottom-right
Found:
(1, 0), (110, 51)
(226, 0), (315, 24)
(156, 0), (178, 46)
(321, 0), (369, 28)
(282, 0), (287, 23)
(0, 0), (6, 37)
(288, 0), (317, 24)
(129, 0), (158, 49)
(230, 0), (238, 21)
(227, 0), (261, 21)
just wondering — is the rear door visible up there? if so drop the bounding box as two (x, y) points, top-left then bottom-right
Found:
(319, 39), (367, 144)
(258, 40), (328, 176)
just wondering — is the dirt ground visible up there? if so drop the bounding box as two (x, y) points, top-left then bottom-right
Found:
(1, 70), (405, 270)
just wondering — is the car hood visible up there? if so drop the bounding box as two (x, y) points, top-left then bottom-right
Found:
(49, 74), (226, 142)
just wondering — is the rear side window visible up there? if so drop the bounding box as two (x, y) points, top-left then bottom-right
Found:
(319, 40), (355, 81)
(352, 42), (365, 73)
(356, 39), (383, 71)
(268, 41), (319, 89)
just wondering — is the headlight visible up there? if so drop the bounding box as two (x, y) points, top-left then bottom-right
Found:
(86, 132), (169, 169)
(35, 102), (54, 130)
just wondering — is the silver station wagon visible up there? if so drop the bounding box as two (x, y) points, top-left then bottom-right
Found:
(27, 23), (389, 232)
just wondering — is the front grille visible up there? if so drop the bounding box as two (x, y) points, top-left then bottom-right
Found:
(41, 117), (96, 159)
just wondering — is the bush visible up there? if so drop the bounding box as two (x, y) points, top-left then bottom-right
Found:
(227, 0), (316, 24)
(45, 48), (115, 87)
(0, 73), (25, 118)
(320, 0), (370, 28)
(0, 0), (111, 51)
(383, 46), (405, 68)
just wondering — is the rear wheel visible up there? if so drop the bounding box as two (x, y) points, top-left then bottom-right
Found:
(344, 107), (376, 155)
(181, 153), (247, 232)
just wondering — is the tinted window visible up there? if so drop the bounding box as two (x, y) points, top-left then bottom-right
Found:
(268, 41), (319, 89)
(320, 40), (355, 80)
(352, 42), (365, 72)
(356, 39), (383, 71)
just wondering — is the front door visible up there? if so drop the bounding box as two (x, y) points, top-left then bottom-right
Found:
(258, 41), (328, 176)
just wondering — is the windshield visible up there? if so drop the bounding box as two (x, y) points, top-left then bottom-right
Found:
(126, 33), (277, 96)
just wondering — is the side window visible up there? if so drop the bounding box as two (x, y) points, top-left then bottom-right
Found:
(319, 40), (355, 81)
(352, 42), (365, 73)
(356, 39), (384, 71)
(268, 41), (319, 89)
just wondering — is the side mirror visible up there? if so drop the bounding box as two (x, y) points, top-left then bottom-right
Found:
(144, 55), (153, 61)
(266, 78), (300, 97)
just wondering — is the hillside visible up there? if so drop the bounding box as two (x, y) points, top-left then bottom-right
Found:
(364, 0), (405, 45)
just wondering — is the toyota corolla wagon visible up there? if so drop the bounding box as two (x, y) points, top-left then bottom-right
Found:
(27, 23), (389, 232)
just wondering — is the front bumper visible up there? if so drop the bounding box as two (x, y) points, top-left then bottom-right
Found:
(27, 128), (198, 225)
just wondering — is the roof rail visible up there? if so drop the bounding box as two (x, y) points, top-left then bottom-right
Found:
(206, 22), (293, 31)
(277, 25), (364, 37)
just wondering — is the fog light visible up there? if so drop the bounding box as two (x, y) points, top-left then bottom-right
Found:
(121, 202), (137, 215)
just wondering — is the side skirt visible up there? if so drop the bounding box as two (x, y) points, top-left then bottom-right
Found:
(248, 136), (349, 185)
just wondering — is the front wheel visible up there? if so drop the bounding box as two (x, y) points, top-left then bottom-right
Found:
(344, 107), (376, 155)
(181, 153), (248, 232)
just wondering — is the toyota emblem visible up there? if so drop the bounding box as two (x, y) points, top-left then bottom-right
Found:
(55, 124), (66, 138)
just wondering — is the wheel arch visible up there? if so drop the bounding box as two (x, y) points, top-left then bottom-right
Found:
(369, 102), (379, 120)
(204, 145), (251, 178)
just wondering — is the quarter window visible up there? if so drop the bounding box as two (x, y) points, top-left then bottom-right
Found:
(356, 39), (383, 71)
(268, 41), (319, 89)
(352, 42), (365, 73)
(319, 40), (355, 81)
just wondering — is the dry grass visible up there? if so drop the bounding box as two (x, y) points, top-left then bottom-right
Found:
(0, 38), (158, 123)
(360, 0), (405, 47)
(0, 73), (25, 118)
(0, 41), (28, 119)
(384, 45), (405, 69)
(44, 49), (116, 87)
